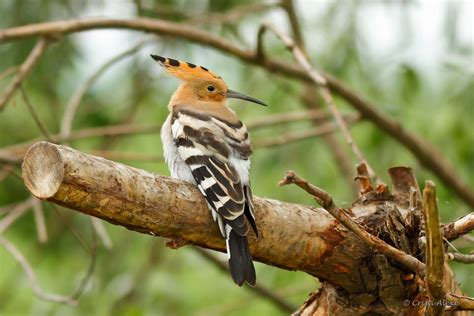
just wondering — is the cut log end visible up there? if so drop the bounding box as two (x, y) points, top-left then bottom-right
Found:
(22, 141), (64, 199)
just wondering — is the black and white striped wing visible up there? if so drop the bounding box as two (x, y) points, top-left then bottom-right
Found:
(171, 111), (248, 236)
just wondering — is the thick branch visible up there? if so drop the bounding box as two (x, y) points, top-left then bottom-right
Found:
(22, 141), (369, 291)
(1, 18), (472, 207)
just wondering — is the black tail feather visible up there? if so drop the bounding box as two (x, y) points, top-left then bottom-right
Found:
(228, 229), (256, 286)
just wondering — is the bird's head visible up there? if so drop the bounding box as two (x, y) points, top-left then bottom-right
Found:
(151, 55), (267, 107)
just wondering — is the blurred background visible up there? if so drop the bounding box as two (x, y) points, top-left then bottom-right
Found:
(0, 0), (472, 315)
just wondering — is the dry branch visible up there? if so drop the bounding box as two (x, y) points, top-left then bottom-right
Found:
(281, 0), (358, 193)
(0, 111), (356, 164)
(246, 108), (333, 130)
(60, 38), (151, 141)
(0, 123), (162, 163)
(278, 170), (426, 277)
(254, 115), (359, 148)
(259, 23), (377, 180)
(447, 253), (474, 264)
(443, 213), (474, 241)
(0, 236), (76, 304)
(0, 164), (15, 183)
(32, 198), (48, 243)
(0, 66), (18, 82)
(301, 89), (358, 194)
(422, 181), (446, 315)
(21, 142), (353, 285)
(446, 293), (474, 311)
(20, 86), (52, 141)
(0, 37), (49, 110)
(0, 197), (34, 233)
(186, 2), (279, 25)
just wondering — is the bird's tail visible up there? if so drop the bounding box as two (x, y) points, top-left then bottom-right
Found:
(227, 228), (256, 286)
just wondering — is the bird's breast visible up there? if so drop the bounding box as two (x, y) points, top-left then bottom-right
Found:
(161, 114), (195, 184)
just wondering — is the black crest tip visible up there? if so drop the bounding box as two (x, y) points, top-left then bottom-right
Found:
(150, 54), (166, 63)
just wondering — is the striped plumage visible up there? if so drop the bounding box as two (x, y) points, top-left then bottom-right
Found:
(152, 55), (266, 286)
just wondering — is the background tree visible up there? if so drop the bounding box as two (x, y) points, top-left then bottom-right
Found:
(0, 1), (473, 315)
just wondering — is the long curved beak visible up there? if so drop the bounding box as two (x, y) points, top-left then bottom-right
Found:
(225, 90), (267, 106)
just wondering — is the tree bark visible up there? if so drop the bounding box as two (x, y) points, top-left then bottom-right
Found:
(22, 142), (468, 314)
(21, 142), (353, 279)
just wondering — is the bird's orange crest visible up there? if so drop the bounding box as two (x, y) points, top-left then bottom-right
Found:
(151, 54), (267, 108)
(151, 55), (224, 83)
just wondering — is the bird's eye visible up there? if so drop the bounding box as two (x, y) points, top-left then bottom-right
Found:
(207, 85), (215, 92)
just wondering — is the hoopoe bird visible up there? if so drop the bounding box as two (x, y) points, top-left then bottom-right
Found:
(151, 55), (266, 286)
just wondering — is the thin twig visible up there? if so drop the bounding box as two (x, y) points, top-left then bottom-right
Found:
(247, 109), (330, 129)
(301, 89), (359, 193)
(447, 252), (474, 264)
(422, 181), (446, 315)
(0, 236), (76, 305)
(0, 112), (356, 163)
(59, 38), (152, 141)
(462, 235), (474, 243)
(0, 164), (15, 183)
(281, 0), (358, 194)
(445, 293), (474, 311)
(138, 2), (191, 20)
(0, 123), (162, 163)
(89, 217), (113, 249)
(187, 2), (279, 25)
(0, 202), (19, 213)
(70, 227), (98, 300)
(442, 212), (474, 241)
(46, 204), (98, 301)
(0, 197), (34, 233)
(0, 66), (18, 82)
(281, 0), (305, 50)
(278, 170), (426, 276)
(50, 205), (91, 253)
(259, 23), (377, 180)
(0, 37), (49, 111)
(444, 237), (460, 254)
(19, 86), (52, 141)
(32, 198), (48, 243)
(194, 248), (297, 313)
(0, 155), (21, 165)
(255, 22), (266, 61)
(141, 1), (277, 24)
(254, 115), (359, 148)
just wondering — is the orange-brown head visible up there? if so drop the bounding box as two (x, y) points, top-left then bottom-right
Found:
(151, 55), (267, 109)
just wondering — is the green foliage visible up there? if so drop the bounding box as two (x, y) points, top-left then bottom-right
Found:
(0, 1), (472, 315)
